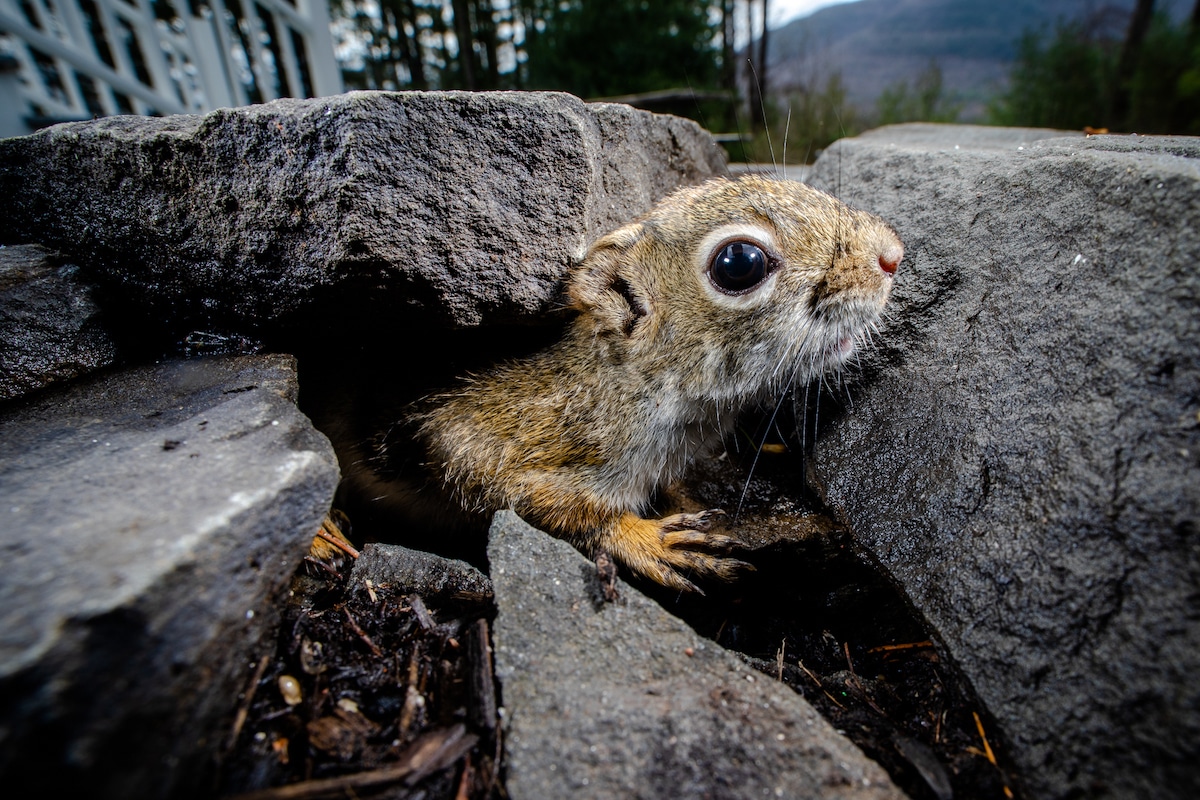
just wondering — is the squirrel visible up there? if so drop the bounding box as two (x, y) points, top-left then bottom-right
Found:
(329, 175), (903, 592)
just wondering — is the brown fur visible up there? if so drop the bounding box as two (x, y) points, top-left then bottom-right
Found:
(345, 175), (902, 591)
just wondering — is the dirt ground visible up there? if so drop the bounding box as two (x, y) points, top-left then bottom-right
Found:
(215, 556), (501, 800)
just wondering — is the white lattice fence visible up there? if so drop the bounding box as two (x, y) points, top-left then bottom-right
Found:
(0, 0), (341, 136)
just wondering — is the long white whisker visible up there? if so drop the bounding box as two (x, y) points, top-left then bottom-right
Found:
(747, 57), (776, 177)
(770, 337), (796, 380)
(801, 382), (811, 452)
(782, 105), (792, 182)
(735, 385), (790, 522)
(814, 378), (822, 443)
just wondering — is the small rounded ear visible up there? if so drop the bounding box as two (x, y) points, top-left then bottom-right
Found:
(567, 223), (652, 337)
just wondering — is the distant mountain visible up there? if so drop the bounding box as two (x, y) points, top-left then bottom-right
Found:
(765, 0), (1191, 120)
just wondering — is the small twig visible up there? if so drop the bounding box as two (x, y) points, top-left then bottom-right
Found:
(403, 723), (478, 786)
(399, 647), (424, 734)
(454, 753), (473, 800)
(315, 524), (360, 559)
(226, 655), (271, 752)
(973, 711), (997, 765)
(221, 763), (421, 800)
(843, 642), (888, 717)
(407, 594), (436, 632)
(842, 641), (857, 675)
(795, 659), (845, 709)
(973, 711), (1015, 799)
(221, 725), (476, 800)
(467, 618), (498, 733)
(342, 608), (382, 657)
(259, 706), (294, 723)
(867, 640), (934, 654)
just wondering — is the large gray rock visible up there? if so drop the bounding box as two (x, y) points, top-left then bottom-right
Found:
(0, 244), (117, 401)
(806, 124), (1200, 799)
(0, 354), (339, 799)
(0, 91), (728, 333)
(488, 511), (906, 800)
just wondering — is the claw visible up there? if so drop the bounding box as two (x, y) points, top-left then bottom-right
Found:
(656, 568), (704, 595)
(661, 508), (725, 533)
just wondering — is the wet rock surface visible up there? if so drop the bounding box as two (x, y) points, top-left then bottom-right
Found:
(0, 355), (339, 799)
(0, 243), (117, 401)
(0, 91), (727, 336)
(488, 510), (907, 800)
(807, 123), (1200, 799)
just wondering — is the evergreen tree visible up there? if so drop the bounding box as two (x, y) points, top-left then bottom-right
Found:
(876, 61), (961, 125)
(990, 7), (1200, 134)
(518, 0), (721, 98)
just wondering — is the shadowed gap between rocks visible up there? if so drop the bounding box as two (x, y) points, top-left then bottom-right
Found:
(290, 325), (1024, 800)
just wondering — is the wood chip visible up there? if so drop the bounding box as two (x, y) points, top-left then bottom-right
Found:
(466, 618), (497, 733)
(408, 593), (436, 632)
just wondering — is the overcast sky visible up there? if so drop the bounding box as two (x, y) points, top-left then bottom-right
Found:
(770, 0), (861, 28)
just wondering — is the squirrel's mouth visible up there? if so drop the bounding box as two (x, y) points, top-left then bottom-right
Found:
(822, 335), (857, 366)
(806, 334), (857, 375)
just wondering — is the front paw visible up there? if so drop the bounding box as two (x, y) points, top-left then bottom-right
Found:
(607, 510), (754, 593)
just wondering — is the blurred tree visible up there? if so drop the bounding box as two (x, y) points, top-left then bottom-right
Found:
(721, 0), (737, 95)
(336, 1), (730, 103)
(518, 0), (722, 98)
(989, 20), (1115, 129)
(990, 4), (1200, 134)
(1111, 0), (1156, 124)
(876, 61), (961, 125)
(746, 0), (769, 128)
(1128, 3), (1200, 132)
(338, 0), (519, 91)
(333, 1), (782, 159)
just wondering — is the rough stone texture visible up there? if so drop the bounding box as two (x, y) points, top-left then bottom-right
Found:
(846, 121), (1082, 150)
(0, 91), (728, 333)
(806, 124), (1200, 799)
(0, 243), (117, 401)
(0, 355), (339, 799)
(488, 511), (907, 800)
(350, 542), (493, 602)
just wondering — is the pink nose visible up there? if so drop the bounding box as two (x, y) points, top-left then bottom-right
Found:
(878, 245), (903, 275)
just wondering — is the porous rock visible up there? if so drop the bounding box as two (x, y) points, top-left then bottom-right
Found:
(0, 91), (728, 334)
(487, 510), (906, 800)
(0, 243), (117, 401)
(806, 123), (1200, 799)
(0, 354), (339, 799)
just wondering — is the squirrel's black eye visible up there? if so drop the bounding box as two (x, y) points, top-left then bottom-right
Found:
(709, 241), (770, 294)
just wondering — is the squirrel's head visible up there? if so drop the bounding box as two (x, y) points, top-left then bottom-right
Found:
(567, 175), (902, 405)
